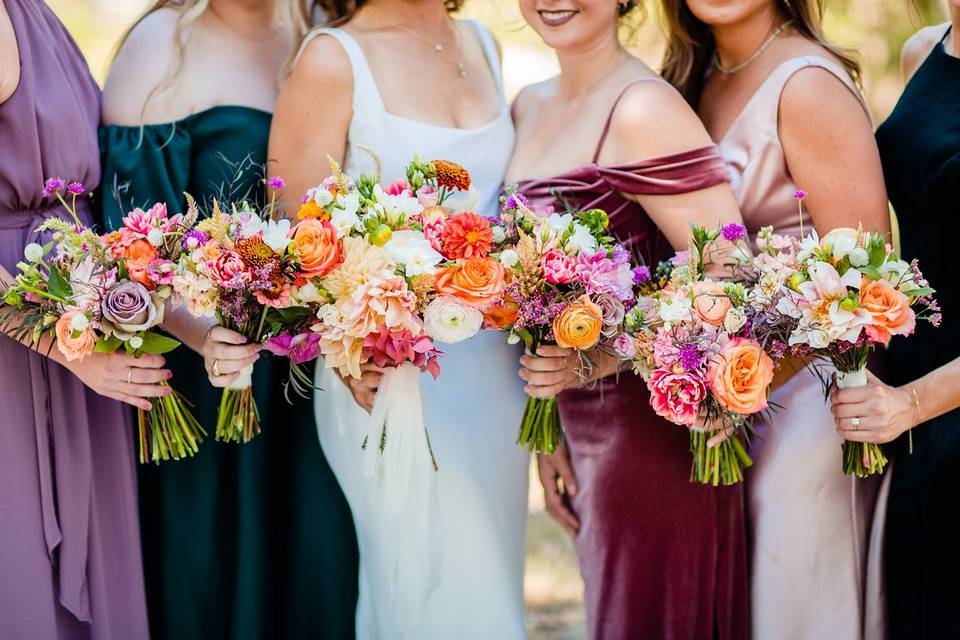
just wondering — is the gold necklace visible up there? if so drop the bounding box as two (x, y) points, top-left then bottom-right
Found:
(713, 20), (792, 74)
(391, 22), (467, 78)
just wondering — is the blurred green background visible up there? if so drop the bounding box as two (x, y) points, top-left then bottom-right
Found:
(48, 1), (948, 637)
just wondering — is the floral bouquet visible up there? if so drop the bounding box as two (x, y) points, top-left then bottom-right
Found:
(748, 194), (939, 477)
(0, 178), (204, 463)
(491, 190), (638, 454)
(623, 223), (777, 485)
(171, 178), (325, 443)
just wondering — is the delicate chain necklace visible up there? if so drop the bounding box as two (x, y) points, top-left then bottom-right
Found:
(391, 22), (467, 78)
(713, 20), (793, 74)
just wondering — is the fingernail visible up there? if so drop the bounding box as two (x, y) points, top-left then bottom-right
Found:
(165, 371), (173, 380)
(163, 387), (173, 395)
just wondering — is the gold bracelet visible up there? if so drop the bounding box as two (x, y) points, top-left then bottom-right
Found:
(909, 386), (921, 455)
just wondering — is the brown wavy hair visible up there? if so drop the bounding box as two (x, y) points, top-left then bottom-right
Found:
(659, 0), (860, 106)
(316, 0), (463, 27)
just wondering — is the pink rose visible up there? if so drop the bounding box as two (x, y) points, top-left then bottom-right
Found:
(647, 368), (707, 426)
(541, 249), (578, 285)
(208, 251), (249, 286)
(123, 202), (167, 236)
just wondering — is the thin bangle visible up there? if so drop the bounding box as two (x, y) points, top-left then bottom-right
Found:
(908, 385), (921, 454)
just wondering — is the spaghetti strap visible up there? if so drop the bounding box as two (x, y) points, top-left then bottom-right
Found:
(592, 77), (670, 164)
(466, 19), (506, 101)
(295, 27), (387, 112)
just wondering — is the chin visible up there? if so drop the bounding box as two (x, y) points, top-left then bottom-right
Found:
(685, 0), (771, 27)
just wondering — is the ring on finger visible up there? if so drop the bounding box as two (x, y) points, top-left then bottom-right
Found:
(212, 359), (221, 377)
(127, 369), (133, 384)
(851, 416), (861, 429)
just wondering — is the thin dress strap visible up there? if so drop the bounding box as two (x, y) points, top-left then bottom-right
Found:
(592, 77), (671, 164)
(466, 19), (506, 101)
(296, 27), (387, 112)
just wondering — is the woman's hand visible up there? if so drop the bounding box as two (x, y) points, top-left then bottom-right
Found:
(64, 352), (172, 411)
(518, 345), (589, 398)
(831, 370), (920, 444)
(536, 442), (579, 536)
(339, 363), (386, 413)
(201, 326), (261, 388)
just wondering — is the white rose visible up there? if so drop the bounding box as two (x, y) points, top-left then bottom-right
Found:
(722, 307), (747, 334)
(820, 227), (859, 260)
(69, 312), (90, 332)
(565, 222), (598, 253)
(129, 335), (144, 349)
(24, 242), (43, 262)
(847, 247), (869, 267)
(262, 218), (291, 252)
(499, 249), (519, 268)
(385, 230), (443, 276)
(491, 226), (506, 244)
(424, 296), (483, 344)
(147, 228), (165, 247)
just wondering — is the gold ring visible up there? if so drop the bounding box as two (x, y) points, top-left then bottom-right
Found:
(212, 359), (221, 377)
(127, 369), (133, 384)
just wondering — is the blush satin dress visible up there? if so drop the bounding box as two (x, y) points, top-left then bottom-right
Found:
(514, 77), (749, 640)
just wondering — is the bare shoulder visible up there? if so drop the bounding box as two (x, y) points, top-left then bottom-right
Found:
(286, 31), (352, 93)
(605, 76), (714, 161)
(102, 8), (180, 125)
(511, 79), (554, 124)
(901, 23), (949, 82)
(779, 63), (865, 125)
(0, 0), (19, 104)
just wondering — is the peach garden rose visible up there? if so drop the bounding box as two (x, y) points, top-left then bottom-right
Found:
(707, 337), (775, 415)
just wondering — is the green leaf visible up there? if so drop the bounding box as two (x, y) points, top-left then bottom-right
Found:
(138, 332), (181, 354)
(95, 335), (123, 353)
(46, 266), (71, 299)
(859, 265), (882, 280)
(868, 239), (886, 268)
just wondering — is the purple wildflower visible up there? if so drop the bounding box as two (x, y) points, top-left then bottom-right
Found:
(721, 222), (748, 242)
(42, 177), (66, 198)
(504, 192), (528, 210)
(181, 229), (209, 250)
(931, 313), (942, 327)
(632, 265), (652, 285)
(266, 176), (286, 191)
(768, 340), (788, 361)
(67, 182), (86, 195)
(793, 190), (807, 200)
(678, 343), (705, 372)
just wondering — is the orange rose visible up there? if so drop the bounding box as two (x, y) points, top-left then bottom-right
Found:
(434, 257), (505, 307)
(693, 281), (732, 327)
(121, 238), (159, 290)
(860, 278), (916, 345)
(708, 338), (774, 415)
(294, 219), (343, 278)
(54, 311), (97, 362)
(553, 295), (603, 350)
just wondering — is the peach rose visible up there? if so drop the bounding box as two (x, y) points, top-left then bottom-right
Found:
(55, 311), (97, 361)
(860, 278), (916, 345)
(294, 219), (343, 278)
(434, 257), (505, 307)
(693, 281), (732, 327)
(708, 337), (774, 415)
(553, 295), (603, 350)
(120, 238), (159, 290)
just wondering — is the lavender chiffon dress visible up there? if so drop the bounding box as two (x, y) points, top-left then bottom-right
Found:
(0, 1), (148, 638)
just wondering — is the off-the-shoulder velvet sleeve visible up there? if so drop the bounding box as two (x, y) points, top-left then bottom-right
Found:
(98, 124), (192, 231)
(598, 145), (731, 196)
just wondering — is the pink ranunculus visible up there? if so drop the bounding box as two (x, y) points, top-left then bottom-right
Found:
(208, 251), (250, 286)
(264, 331), (322, 364)
(386, 179), (412, 196)
(647, 368), (707, 426)
(123, 202), (167, 236)
(422, 215), (447, 254)
(416, 184), (440, 208)
(576, 250), (634, 301)
(541, 249), (578, 285)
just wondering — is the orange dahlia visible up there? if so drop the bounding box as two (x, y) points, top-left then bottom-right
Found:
(440, 212), (493, 259)
(431, 160), (471, 191)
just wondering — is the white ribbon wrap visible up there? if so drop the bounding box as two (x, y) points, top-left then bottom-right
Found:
(836, 367), (867, 389)
(364, 362), (442, 633)
(227, 364), (254, 390)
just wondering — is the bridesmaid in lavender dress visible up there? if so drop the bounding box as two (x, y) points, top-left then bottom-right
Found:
(511, 1), (749, 637)
(0, 1), (162, 637)
(660, 1), (891, 637)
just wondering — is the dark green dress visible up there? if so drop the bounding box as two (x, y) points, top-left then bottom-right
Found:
(99, 106), (358, 640)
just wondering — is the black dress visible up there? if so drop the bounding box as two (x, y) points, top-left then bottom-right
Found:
(875, 28), (960, 639)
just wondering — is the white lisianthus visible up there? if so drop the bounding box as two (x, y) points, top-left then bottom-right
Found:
(498, 249), (519, 268)
(373, 184), (423, 225)
(491, 226), (506, 244)
(722, 307), (747, 334)
(262, 218), (291, 252)
(546, 212), (574, 236)
(69, 312), (90, 332)
(879, 258), (910, 281)
(23, 242), (43, 262)
(566, 223), (598, 253)
(820, 227), (859, 261)
(238, 213), (267, 239)
(385, 230), (443, 276)
(424, 296), (483, 344)
(309, 186), (334, 208)
(129, 335), (144, 349)
(329, 192), (363, 238)
(658, 296), (693, 326)
(147, 228), (165, 247)
(848, 247), (869, 267)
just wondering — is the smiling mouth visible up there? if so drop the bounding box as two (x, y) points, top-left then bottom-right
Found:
(538, 10), (578, 27)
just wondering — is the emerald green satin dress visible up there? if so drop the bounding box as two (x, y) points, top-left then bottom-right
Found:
(99, 106), (358, 640)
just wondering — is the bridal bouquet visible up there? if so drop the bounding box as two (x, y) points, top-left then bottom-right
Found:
(623, 223), (776, 485)
(0, 178), (204, 463)
(171, 178), (324, 443)
(748, 194), (939, 477)
(492, 190), (638, 454)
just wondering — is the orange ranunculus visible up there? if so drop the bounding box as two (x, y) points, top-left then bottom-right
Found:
(121, 238), (159, 290)
(693, 281), (732, 327)
(553, 295), (603, 350)
(296, 199), (329, 221)
(434, 257), (505, 307)
(483, 298), (519, 329)
(55, 311), (97, 361)
(294, 219), (343, 278)
(708, 337), (774, 415)
(860, 277), (916, 345)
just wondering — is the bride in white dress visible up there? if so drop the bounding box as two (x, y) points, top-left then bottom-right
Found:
(268, 2), (529, 638)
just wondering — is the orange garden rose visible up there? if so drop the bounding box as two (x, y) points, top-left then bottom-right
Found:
(294, 219), (343, 278)
(54, 311), (97, 361)
(120, 238), (159, 290)
(434, 257), (505, 307)
(553, 295), (603, 350)
(693, 281), (732, 327)
(860, 277), (916, 345)
(708, 338), (775, 415)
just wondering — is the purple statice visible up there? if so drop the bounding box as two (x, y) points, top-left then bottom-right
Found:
(67, 182), (86, 195)
(42, 177), (66, 198)
(217, 287), (252, 325)
(678, 343), (706, 372)
(266, 176), (286, 191)
(248, 262), (276, 295)
(504, 192), (528, 210)
(632, 265), (652, 286)
(721, 222), (748, 242)
(508, 284), (564, 331)
(182, 229), (209, 250)
(768, 340), (788, 361)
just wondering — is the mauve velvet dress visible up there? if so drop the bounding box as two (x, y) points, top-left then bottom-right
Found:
(0, 1), (148, 638)
(513, 78), (749, 640)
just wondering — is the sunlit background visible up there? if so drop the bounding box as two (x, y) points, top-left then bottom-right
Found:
(50, 1), (947, 637)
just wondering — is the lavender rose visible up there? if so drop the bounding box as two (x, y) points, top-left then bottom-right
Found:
(101, 281), (159, 339)
(594, 292), (626, 334)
